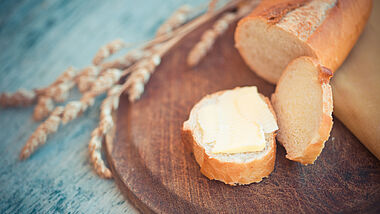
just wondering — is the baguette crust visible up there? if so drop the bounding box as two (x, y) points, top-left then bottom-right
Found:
(307, 0), (372, 72)
(182, 130), (276, 185)
(235, 0), (372, 84)
(182, 89), (277, 185)
(249, 0), (310, 23)
(272, 57), (333, 164)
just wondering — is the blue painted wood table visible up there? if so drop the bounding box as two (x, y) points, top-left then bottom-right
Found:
(0, 0), (204, 213)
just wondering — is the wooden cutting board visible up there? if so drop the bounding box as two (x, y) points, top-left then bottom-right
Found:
(104, 13), (380, 214)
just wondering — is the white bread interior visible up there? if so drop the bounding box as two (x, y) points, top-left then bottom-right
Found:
(182, 88), (277, 185)
(235, 18), (316, 84)
(272, 57), (333, 164)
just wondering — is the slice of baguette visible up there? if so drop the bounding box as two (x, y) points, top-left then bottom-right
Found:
(235, 0), (372, 84)
(271, 56), (333, 164)
(182, 88), (277, 185)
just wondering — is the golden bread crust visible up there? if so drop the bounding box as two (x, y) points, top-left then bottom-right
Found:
(181, 129), (276, 185)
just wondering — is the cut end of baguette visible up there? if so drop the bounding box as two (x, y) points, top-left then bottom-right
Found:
(272, 56), (333, 164)
(235, 18), (316, 84)
(182, 87), (277, 185)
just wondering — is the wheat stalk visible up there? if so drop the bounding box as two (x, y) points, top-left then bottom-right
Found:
(1, 0), (251, 178)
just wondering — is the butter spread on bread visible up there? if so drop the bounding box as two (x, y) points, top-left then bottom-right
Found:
(182, 87), (278, 185)
(197, 87), (277, 154)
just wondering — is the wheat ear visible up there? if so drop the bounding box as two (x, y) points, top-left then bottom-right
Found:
(33, 96), (55, 121)
(0, 67), (76, 109)
(20, 107), (64, 159)
(89, 85), (124, 178)
(0, 89), (37, 108)
(187, 0), (259, 67)
(31, 66), (78, 121)
(156, 5), (193, 37)
(76, 66), (99, 93)
(92, 39), (126, 66)
(125, 54), (161, 102)
(187, 12), (236, 67)
(99, 49), (148, 72)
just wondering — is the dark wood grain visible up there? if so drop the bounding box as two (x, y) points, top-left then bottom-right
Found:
(105, 18), (380, 213)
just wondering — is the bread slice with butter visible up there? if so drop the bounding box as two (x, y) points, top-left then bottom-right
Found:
(182, 87), (278, 185)
(271, 56), (333, 165)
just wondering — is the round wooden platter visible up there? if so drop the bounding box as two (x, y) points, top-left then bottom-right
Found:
(105, 19), (380, 213)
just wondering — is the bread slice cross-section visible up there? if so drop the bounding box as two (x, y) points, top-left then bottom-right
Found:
(182, 87), (278, 185)
(271, 56), (333, 164)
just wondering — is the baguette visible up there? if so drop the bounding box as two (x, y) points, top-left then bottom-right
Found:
(235, 0), (372, 84)
(271, 56), (333, 164)
(182, 87), (277, 185)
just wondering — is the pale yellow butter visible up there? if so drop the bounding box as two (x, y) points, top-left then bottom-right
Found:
(235, 87), (278, 133)
(197, 104), (218, 143)
(196, 87), (278, 154)
(212, 118), (266, 153)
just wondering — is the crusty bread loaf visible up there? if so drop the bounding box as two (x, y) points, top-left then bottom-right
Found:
(182, 88), (277, 185)
(271, 57), (333, 164)
(235, 0), (372, 84)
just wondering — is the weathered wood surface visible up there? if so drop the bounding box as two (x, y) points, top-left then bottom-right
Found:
(0, 0), (204, 213)
(106, 4), (380, 214)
